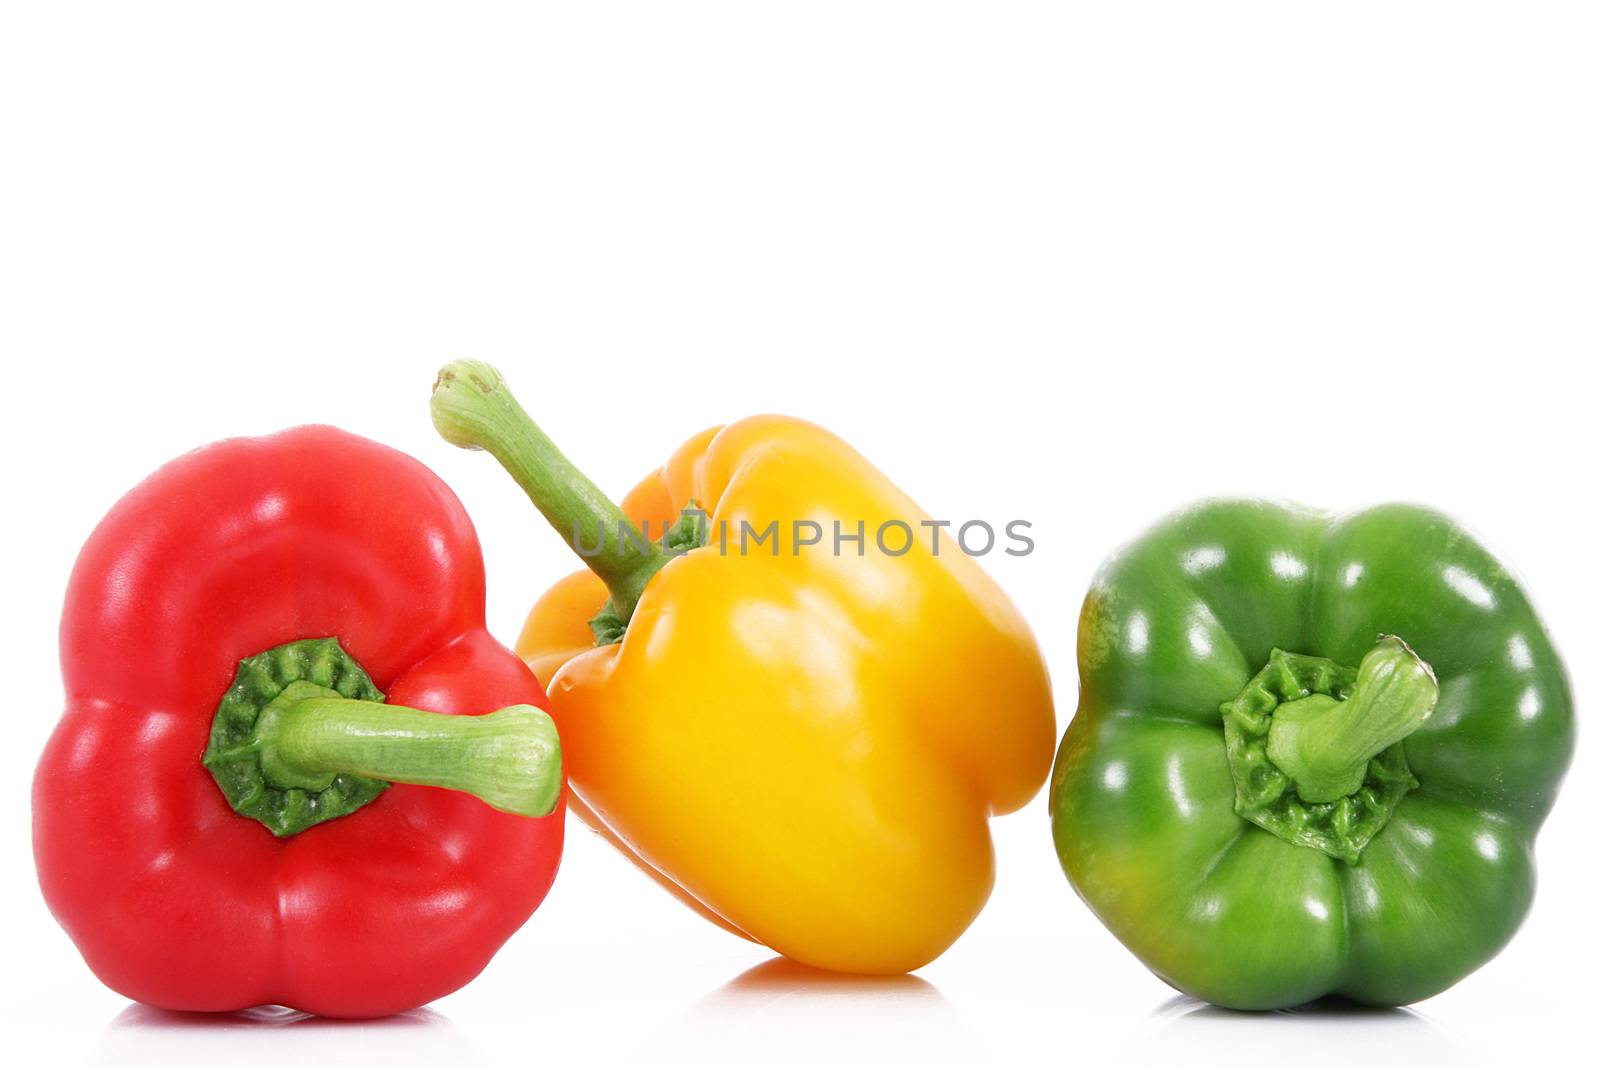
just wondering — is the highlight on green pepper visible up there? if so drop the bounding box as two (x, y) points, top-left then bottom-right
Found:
(1049, 501), (1573, 1010)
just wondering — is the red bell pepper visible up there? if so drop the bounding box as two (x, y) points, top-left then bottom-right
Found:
(33, 425), (564, 1018)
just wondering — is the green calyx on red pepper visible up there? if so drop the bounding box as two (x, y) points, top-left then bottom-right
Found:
(1221, 636), (1437, 863)
(204, 638), (561, 837)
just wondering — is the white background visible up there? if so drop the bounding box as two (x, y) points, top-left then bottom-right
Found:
(2, 3), (1596, 1065)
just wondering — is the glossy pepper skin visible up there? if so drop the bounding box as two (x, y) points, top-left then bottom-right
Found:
(34, 426), (564, 1018)
(1050, 501), (1573, 1009)
(432, 362), (1056, 974)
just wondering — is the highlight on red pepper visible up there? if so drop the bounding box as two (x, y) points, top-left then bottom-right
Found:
(32, 425), (565, 1018)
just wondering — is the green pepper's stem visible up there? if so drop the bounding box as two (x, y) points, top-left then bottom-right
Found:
(1265, 636), (1439, 803)
(252, 681), (562, 819)
(431, 360), (666, 624)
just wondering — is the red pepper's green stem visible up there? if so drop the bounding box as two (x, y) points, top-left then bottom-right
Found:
(253, 681), (562, 819)
(431, 360), (667, 624)
(1266, 636), (1439, 803)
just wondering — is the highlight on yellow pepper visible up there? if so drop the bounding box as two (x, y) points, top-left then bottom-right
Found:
(431, 361), (1055, 974)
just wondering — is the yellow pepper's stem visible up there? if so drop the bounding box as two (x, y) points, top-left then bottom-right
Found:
(430, 360), (668, 624)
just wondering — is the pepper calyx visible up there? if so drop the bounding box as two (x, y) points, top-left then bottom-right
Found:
(588, 502), (711, 646)
(1220, 638), (1436, 864)
(203, 638), (389, 837)
(205, 637), (564, 837)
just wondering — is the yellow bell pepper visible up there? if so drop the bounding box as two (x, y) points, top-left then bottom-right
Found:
(431, 361), (1055, 974)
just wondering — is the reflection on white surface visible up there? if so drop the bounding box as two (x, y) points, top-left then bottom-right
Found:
(652, 957), (974, 1066)
(93, 1003), (483, 1067)
(1141, 997), (1491, 1067)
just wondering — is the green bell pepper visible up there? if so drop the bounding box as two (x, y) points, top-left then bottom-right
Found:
(1050, 501), (1573, 1009)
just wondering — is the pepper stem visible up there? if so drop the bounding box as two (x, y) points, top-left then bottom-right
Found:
(431, 360), (666, 624)
(1265, 636), (1439, 803)
(252, 680), (562, 819)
